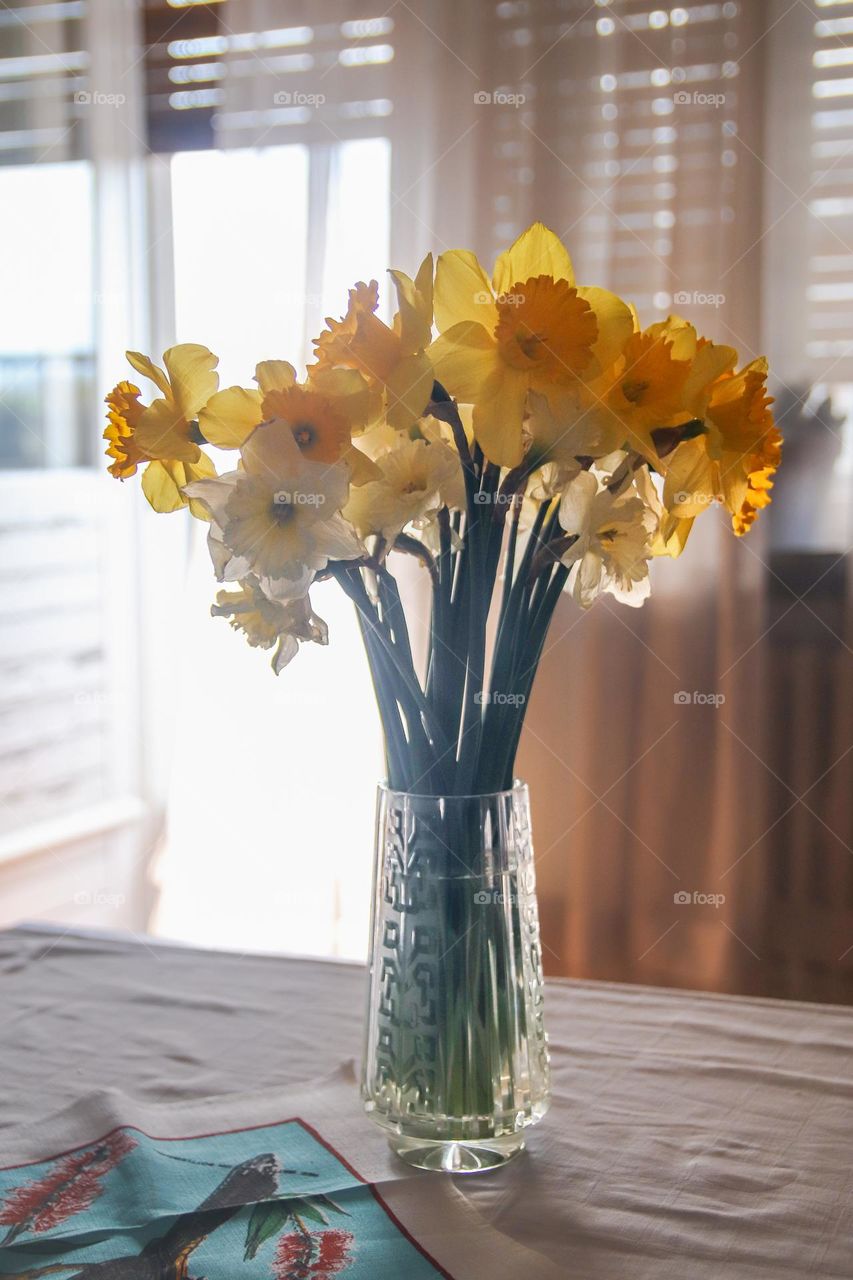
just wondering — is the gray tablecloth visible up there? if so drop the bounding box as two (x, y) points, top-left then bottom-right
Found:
(1, 926), (851, 1278)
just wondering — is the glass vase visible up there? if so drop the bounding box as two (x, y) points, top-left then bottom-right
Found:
(361, 781), (550, 1173)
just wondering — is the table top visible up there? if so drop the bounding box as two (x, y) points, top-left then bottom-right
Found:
(1, 925), (851, 1279)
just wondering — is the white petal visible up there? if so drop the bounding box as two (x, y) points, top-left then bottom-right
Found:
(558, 470), (598, 535)
(312, 513), (365, 561)
(273, 634), (299, 674)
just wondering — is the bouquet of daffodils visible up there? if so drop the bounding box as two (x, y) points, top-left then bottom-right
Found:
(105, 223), (780, 796)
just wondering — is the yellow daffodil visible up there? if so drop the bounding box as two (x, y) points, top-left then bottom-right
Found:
(557, 470), (656, 608)
(104, 381), (146, 479)
(663, 357), (781, 536)
(104, 345), (220, 515)
(344, 437), (464, 545)
(583, 317), (696, 465)
(428, 222), (633, 468)
(211, 576), (328, 674)
(184, 420), (363, 598)
(312, 256), (435, 431)
(198, 361), (377, 483)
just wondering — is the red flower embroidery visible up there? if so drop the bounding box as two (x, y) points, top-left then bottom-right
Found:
(0, 1130), (136, 1243)
(274, 1227), (354, 1279)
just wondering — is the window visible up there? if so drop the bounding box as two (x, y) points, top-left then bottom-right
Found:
(0, 161), (94, 468)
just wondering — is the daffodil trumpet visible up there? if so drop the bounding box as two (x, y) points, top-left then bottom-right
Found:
(104, 222), (781, 795)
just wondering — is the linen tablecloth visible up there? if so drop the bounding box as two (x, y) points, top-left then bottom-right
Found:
(0, 926), (851, 1278)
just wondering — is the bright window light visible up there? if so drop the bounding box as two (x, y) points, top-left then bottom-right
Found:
(170, 146), (310, 383)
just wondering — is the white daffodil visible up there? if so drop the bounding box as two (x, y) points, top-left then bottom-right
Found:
(211, 577), (328, 674)
(185, 420), (363, 599)
(343, 437), (464, 546)
(557, 470), (656, 609)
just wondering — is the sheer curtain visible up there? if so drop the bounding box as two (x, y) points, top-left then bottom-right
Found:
(389, 0), (852, 994)
(151, 5), (395, 957)
(151, 1), (852, 992)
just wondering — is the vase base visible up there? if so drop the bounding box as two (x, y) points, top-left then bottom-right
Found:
(388, 1132), (525, 1173)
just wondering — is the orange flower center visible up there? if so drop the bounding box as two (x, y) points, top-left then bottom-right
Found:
(262, 387), (351, 464)
(494, 276), (598, 380)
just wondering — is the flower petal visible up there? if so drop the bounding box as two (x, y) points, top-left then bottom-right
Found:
(662, 439), (716, 516)
(255, 360), (297, 394)
(344, 443), (382, 485)
(573, 548), (604, 608)
(311, 512), (365, 561)
(162, 344), (219, 420)
(134, 398), (201, 463)
(471, 370), (528, 468)
(434, 250), (498, 333)
(141, 454), (215, 515)
(385, 351), (435, 430)
(307, 366), (374, 430)
(577, 287), (633, 374)
(429, 322), (503, 402)
(199, 386), (263, 449)
(390, 252), (433, 353)
(183, 471), (239, 525)
(241, 420), (304, 479)
(126, 351), (170, 398)
(492, 222), (575, 294)
(558, 470), (598, 535)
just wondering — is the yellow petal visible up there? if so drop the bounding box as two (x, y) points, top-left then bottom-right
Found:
(162, 344), (219, 420)
(255, 360), (297, 394)
(184, 452), (218, 520)
(199, 386), (263, 449)
(434, 250), (498, 334)
(647, 315), (698, 364)
(652, 513), (695, 558)
(492, 222), (575, 295)
(134, 398), (201, 463)
(307, 366), (373, 431)
(428, 322), (503, 403)
(385, 352), (435, 431)
(472, 370), (528, 468)
(344, 444), (382, 485)
(577, 287), (633, 374)
(663, 440), (716, 516)
(126, 351), (170, 398)
(390, 253), (433, 353)
(140, 453), (215, 516)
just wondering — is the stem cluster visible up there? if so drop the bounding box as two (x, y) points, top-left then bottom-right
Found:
(329, 385), (570, 796)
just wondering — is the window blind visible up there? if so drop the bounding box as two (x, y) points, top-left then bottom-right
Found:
(0, 0), (89, 163)
(143, 0), (398, 152)
(472, 0), (760, 320)
(804, 1), (853, 376)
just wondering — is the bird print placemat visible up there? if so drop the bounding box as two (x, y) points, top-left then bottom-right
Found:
(0, 1074), (565, 1280)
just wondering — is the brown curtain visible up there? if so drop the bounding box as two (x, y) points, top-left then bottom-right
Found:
(387, 1), (853, 997)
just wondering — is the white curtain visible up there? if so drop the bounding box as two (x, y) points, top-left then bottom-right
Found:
(152, 0), (853, 992)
